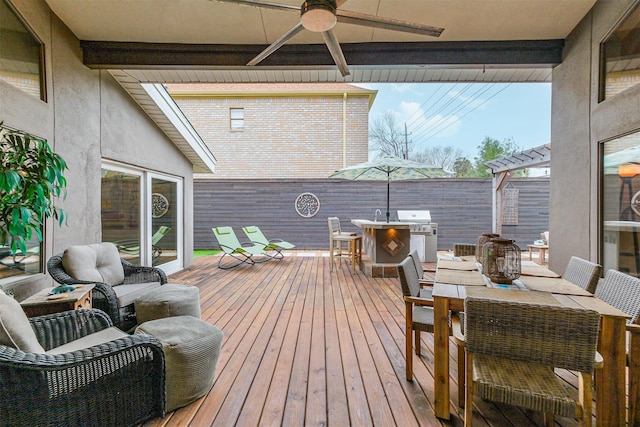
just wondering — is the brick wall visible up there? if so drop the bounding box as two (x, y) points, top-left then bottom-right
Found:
(171, 88), (371, 179)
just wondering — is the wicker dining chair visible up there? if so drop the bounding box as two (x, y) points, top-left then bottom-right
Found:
(593, 269), (640, 426)
(453, 243), (476, 258)
(595, 269), (640, 324)
(463, 297), (601, 427)
(629, 323), (640, 426)
(562, 256), (602, 294)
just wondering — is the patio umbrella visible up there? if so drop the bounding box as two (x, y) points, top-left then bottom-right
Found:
(329, 156), (451, 222)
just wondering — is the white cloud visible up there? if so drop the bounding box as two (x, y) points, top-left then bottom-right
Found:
(398, 101), (462, 141)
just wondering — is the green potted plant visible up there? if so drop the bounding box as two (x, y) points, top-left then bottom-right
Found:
(0, 122), (67, 255)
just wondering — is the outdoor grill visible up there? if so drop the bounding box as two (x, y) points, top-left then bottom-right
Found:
(397, 210), (438, 262)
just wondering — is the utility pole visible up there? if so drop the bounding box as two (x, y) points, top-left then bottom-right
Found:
(404, 123), (411, 160)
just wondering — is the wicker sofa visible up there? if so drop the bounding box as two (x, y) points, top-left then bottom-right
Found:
(0, 303), (165, 427)
(47, 242), (167, 330)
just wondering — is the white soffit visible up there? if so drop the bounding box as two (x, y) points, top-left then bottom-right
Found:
(111, 66), (553, 85)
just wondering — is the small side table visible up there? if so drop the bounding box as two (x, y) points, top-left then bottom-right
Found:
(20, 284), (94, 317)
(527, 244), (549, 265)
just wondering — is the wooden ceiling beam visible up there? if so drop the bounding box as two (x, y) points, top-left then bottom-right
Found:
(80, 39), (564, 69)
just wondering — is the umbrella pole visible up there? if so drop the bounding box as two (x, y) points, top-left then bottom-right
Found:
(386, 173), (390, 223)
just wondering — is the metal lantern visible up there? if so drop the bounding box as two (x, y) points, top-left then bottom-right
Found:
(482, 237), (521, 284)
(475, 233), (499, 262)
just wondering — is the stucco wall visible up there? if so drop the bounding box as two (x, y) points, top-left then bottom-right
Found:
(550, 0), (639, 273)
(1, 0), (194, 299)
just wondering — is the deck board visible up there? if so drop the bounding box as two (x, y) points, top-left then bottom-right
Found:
(142, 252), (598, 427)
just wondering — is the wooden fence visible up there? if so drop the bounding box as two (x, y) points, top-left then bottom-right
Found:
(194, 177), (549, 251)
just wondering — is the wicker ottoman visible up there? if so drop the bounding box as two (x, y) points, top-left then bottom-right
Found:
(135, 283), (201, 324)
(135, 316), (223, 412)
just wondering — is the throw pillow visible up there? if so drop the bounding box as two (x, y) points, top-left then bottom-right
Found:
(62, 242), (125, 285)
(0, 290), (45, 353)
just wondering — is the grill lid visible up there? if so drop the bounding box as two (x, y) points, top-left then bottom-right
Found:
(397, 210), (431, 223)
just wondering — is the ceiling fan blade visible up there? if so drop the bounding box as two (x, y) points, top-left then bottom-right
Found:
(213, 0), (299, 12)
(336, 10), (444, 37)
(247, 22), (304, 66)
(322, 29), (350, 77)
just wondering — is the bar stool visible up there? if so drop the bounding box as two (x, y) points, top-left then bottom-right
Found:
(328, 217), (362, 273)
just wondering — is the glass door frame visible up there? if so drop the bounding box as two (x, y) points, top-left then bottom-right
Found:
(101, 160), (183, 272)
(147, 172), (183, 273)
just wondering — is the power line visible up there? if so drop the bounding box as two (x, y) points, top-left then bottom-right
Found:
(418, 83), (513, 143)
(411, 84), (487, 138)
(412, 83), (496, 141)
(410, 83), (475, 135)
(404, 83), (448, 127)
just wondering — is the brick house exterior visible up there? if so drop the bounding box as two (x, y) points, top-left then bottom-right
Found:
(167, 83), (376, 179)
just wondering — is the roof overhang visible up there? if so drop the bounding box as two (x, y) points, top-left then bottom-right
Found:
(109, 70), (216, 173)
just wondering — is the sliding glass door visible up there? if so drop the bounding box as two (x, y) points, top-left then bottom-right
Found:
(101, 162), (182, 271)
(150, 175), (182, 270)
(602, 131), (640, 278)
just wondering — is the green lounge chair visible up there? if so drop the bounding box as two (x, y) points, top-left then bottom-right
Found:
(212, 226), (269, 269)
(115, 226), (171, 260)
(242, 226), (295, 259)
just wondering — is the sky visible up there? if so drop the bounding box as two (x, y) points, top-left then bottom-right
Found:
(354, 82), (552, 161)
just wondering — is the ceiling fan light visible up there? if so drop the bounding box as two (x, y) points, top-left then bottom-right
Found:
(300, 0), (337, 32)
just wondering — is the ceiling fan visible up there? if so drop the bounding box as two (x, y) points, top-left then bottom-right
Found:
(213, 0), (444, 77)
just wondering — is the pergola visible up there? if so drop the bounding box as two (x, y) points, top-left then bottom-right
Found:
(484, 144), (551, 234)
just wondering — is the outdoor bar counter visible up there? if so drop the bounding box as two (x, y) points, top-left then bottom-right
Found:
(351, 219), (412, 264)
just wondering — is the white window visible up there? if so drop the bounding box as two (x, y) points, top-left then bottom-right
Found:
(0, 1), (46, 101)
(600, 3), (640, 101)
(230, 108), (244, 130)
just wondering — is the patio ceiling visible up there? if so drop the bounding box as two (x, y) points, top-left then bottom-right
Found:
(40, 1), (592, 174)
(44, 0), (597, 84)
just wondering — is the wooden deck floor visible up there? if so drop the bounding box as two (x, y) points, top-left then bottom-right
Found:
(143, 252), (586, 427)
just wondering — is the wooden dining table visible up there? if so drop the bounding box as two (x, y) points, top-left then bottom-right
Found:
(432, 261), (630, 426)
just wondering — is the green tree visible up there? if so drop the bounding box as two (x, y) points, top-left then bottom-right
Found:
(369, 111), (412, 158)
(473, 136), (521, 177)
(452, 157), (475, 177)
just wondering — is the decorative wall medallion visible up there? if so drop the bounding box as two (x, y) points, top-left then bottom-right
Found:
(295, 192), (320, 218)
(632, 190), (640, 217)
(152, 193), (169, 218)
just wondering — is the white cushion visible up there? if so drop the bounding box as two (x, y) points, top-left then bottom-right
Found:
(113, 282), (161, 307)
(46, 327), (128, 355)
(0, 290), (45, 353)
(62, 243), (125, 285)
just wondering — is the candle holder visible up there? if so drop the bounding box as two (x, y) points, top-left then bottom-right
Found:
(482, 237), (521, 284)
(476, 233), (499, 262)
